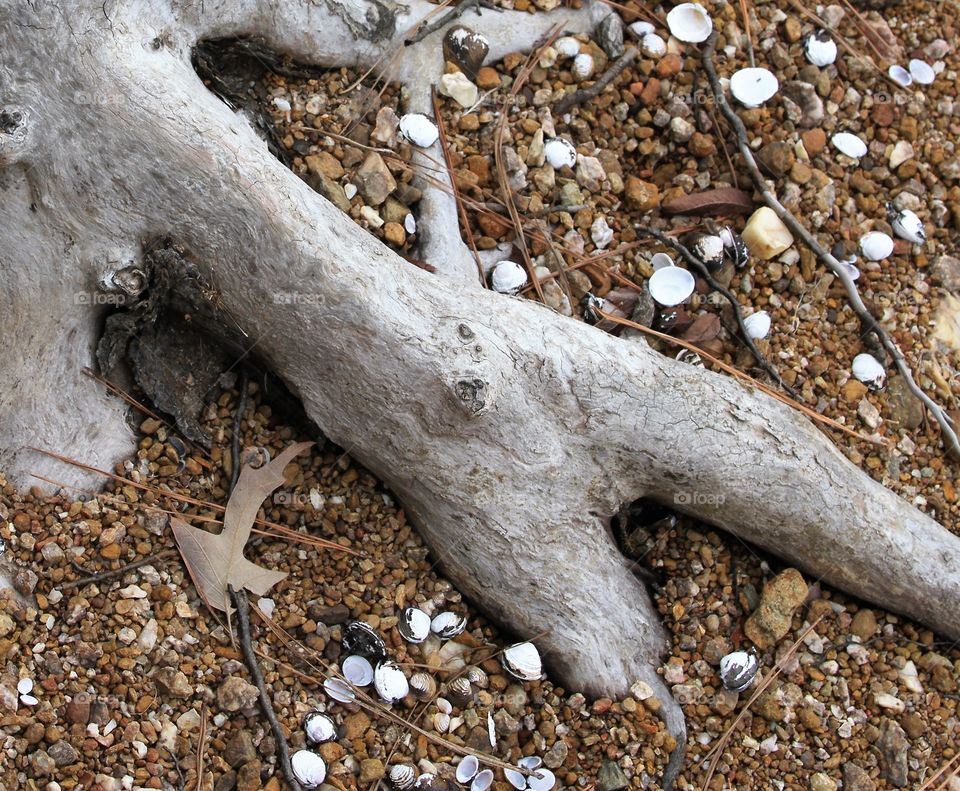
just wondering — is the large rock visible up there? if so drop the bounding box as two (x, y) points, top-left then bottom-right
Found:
(624, 177), (660, 211)
(216, 676), (259, 712)
(757, 142), (796, 177)
(842, 763), (876, 791)
(877, 719), (909, 787)
(439, 72), (479, 109)
(781, 81), (825, 128)
(931, 255), (960, 292)
(744, 568), (808, 649)
(225, 730), (258, 767)
(886, 376), (925, 431)
(354, 152), (396, 207)
(742, 207), (794, 260)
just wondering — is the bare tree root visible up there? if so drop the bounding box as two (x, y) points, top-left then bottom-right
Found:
(2, 7), (960, 789)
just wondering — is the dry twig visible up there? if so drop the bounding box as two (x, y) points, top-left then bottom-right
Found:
(229, 371), (249, 494)
(62, 549), (179, 591)
(405, 0), (498, 45)
(554, 46), (637, 115)
(634, 223), (798, 398)
(230, 584), (303, 791)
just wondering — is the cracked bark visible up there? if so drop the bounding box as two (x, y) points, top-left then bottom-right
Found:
(1, 2), (959, 785)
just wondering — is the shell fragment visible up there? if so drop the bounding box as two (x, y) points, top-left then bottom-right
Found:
(804, 30), (837, 66)
(398, 607), (432, 644)
(666, 3), (713, 43)
(859, 231), (894, 261)
(456, 755), (480, 784)
(502, 642), (542, 682)
(729, 68), (779, 107)
(342, 655), (375, 687)
(341, 621), (388, 664)
(399, 114), (440, 148)
(374, 662), (410, 704)
(889, 206), (925, 244)
(852, 353), (886, 390)
(490, 261), (528, 294)
(719, 651), (759, 692)
(291, 751), (327, 789)
(324, 677), (356, 704)
(304, 712), (338, 744)
(544, 138), (577, 169)
(831, 132), (868, 159)
(909, 59), (935, 85)
(648, 266), (695, 307)
(389, 764), (417, 791)
(743, 310), (771, 340)
(430, 611), (467, 639)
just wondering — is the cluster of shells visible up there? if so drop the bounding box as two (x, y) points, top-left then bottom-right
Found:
(289, 607), (545, 790)
(473, 1), (938, 393)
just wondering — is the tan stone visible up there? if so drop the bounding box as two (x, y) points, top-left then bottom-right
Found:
(744, 568), (808, 649)
(624, 177), (660, 212)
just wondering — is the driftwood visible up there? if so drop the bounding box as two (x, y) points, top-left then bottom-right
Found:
(1, 3), (959, 785)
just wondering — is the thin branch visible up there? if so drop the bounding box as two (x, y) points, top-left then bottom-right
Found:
(700, 31), (960, 459)
(229, 585), (303, 791)
(494, 28), (564, 304)
(194, 703), (209, 791)
(404, 0), (498, 46)
(61, 549), (178, 591)
(634, 224), (798, 398)
(230, 371), (249, 494)
(554, 47), (637, 115)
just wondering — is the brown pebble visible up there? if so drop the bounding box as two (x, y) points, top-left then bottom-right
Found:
(475, 67), (501, 90)
(850, 608), (878, 640)
(383, 222), (406, 246)
(639, 78), (660, 106)
(656, 54), (683, 78)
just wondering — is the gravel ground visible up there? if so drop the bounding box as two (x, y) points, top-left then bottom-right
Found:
(3, 0), (960, 789)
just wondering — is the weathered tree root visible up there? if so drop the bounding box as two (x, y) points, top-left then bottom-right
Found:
(2, 4), (960, 788)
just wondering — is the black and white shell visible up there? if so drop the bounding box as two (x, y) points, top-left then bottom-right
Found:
(341, 621), (389, 664)
(719, 650), (759, 692)
(389, 764), (418, 791)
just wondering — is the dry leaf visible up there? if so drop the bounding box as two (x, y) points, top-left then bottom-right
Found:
(172, 441), (312, 611)
(681, 313), (721, 345)
(661, 188), (754, 217)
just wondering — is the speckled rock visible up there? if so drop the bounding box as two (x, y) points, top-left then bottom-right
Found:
(226, 730), (258, 767)
(745, 568), (808, 649)
(843, 763), (876, 791)
(877, 719), (909, 787)
(809, 772), (837, 791)
(217, 676), (259, 712)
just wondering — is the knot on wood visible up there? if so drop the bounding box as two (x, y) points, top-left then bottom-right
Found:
(0, 108), (29, 164)
(454, 377), (489, 416)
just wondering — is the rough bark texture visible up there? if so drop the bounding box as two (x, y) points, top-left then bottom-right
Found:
(2, 2), (959, 772)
